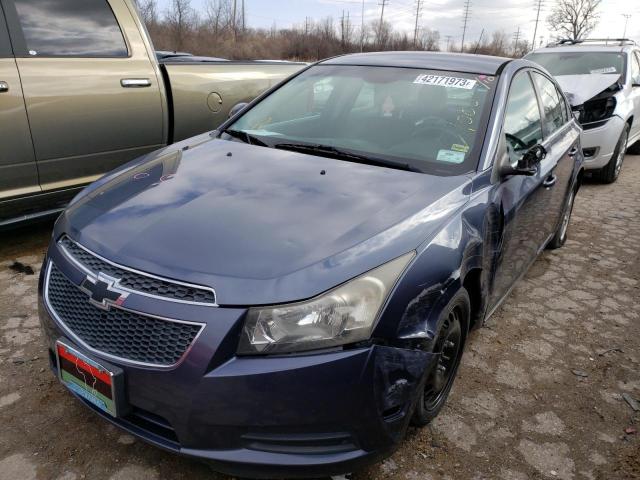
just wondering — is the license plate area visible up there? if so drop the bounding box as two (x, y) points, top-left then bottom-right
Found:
(55, 340), (127, 417)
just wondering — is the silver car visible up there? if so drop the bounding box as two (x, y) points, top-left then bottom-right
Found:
(527, 39), (640, 183)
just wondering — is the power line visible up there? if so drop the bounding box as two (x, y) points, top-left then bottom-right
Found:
(461, 0), (471, 53)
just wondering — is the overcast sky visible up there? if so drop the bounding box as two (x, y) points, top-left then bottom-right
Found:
(156, 0), (640, 49)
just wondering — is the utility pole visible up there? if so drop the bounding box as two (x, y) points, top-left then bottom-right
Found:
(445, 34), (453, 52)
(461, 0), (471, 53)
(413, 0), (423, 48)
(532, 0), (544, 52)
(513, 26), (521, 57)
(360, 0), (365, 52)
(241, 0), (245, 33)
(378, 0), (388, 48)
(622, 14), (631, 38)
(232, 0), (237, 41)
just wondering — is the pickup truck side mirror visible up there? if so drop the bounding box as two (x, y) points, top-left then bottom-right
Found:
(501, 144), (546, 177)
(229, 102), (249, 119)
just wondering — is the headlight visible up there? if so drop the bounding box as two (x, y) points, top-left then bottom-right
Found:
(237, 252), (415, 355)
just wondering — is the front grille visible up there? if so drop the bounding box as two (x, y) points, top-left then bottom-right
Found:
(58, 236), (216, 305)
(46, 263), (203, 366)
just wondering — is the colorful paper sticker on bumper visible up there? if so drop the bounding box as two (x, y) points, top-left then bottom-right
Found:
(56, 342), (117, 417)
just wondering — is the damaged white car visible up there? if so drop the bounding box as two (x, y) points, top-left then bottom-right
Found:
(527, 39), (640, 183)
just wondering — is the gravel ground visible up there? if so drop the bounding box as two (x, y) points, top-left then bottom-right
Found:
(0, 156), (638, 480)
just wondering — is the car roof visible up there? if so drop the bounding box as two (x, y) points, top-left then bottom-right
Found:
(320, 51), (511, 75)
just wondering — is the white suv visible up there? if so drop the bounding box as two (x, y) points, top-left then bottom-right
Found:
(527, 39), (640, 183)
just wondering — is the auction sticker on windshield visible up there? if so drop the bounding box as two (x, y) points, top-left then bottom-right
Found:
(414, 74), (477, 90)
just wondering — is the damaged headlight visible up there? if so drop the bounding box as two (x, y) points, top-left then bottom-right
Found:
(237, 252), (415, 355)
(579, 95), (617, 126)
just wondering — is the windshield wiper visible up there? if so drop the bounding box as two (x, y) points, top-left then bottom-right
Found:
(224, 129), (269, 147)
(274, 143), (420, 173)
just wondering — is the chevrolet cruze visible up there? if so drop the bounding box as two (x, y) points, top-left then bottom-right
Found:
(39, 52), (584, 478)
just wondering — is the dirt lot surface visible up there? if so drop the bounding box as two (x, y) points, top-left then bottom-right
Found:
(1, 156), (639, 480)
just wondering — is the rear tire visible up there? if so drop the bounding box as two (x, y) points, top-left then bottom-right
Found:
(547, 186), (576, 250)
(411, 289), (470, 427)
(595, 124), (628, 184)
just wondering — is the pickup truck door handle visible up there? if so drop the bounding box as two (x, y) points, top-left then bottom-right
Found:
(568, 147), (579, 157)
(121, 78), (151, 88)
(0, 81), (8, 93)
(543, 174), (557, 188)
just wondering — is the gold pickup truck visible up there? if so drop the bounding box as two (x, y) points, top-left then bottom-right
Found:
(0, 0), (304, 226)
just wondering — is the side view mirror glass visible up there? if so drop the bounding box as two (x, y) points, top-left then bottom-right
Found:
(228, 102), (249, 119)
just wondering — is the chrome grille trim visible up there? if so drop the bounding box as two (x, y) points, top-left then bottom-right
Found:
(43, 261), (206, 369)
(58, 235), (218, 307)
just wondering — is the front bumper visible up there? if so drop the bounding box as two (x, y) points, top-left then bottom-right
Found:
(580, 116), (625, 170)
(38, 247), (434, 478)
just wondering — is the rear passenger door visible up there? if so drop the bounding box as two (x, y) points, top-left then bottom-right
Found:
(531, 72), (580, 236)
(2, 0), (165, 192)
(0, 2), (39, 208)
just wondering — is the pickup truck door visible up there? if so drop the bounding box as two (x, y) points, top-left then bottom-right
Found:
(0, 4), (39, 210)
(2, 0), (165, 192)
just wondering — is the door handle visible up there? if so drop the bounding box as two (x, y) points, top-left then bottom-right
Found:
(0, 81), (8, 93)
(120, 78), (151, 88)
(568, 147), (579, 157)
(543, 174), (557, 188)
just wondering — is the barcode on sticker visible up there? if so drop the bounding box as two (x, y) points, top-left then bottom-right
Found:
(414, 75), (477, 89)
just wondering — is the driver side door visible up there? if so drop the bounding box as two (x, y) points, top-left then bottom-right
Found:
(488, 70), (555, 308)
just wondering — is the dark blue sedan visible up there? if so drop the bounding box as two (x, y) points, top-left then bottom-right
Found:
(38, 52), (583, 478)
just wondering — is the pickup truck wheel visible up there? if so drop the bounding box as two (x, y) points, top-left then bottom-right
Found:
(411, 289), (469, 427)
(596, 124), (628, 184)
(547, 186), (576, 250)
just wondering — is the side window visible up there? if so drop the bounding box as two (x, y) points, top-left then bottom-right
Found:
(503, 72), (543, 164)
(556, 87), (570, 123)
(532, 73), (566, 135)
(632, 52), (640, 85)
(13, 0), (127, 57)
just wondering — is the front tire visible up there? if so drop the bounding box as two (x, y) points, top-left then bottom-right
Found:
(411, 289), (470, 427)
(596, 124), (628, 184)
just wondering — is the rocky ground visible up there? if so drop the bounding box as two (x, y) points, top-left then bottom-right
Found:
(0, 156), (638, 480)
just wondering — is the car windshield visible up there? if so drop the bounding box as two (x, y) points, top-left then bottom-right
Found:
(224, 65), (498, 175)
(526, 52), (625, 76)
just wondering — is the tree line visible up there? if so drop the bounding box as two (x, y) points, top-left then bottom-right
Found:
(135, 0), (602, 62)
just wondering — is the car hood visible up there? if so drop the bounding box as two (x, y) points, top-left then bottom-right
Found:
(555, 74), (621, 106)
(59, 139), (470, 305)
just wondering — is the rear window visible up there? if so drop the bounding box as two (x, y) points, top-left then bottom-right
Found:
(526, 52), (625, 76)
(13, 0), (127, 57)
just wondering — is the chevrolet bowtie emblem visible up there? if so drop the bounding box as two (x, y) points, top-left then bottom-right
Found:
(80, 273), (129, 311)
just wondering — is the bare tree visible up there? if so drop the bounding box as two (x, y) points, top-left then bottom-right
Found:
(547, 0), (602, 40)
(135, 0), (158, 27)
(165, 0), (195, 51)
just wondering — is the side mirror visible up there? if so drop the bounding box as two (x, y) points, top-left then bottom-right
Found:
(501, 144), (546, 177)
(228, 102), (249, 119)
